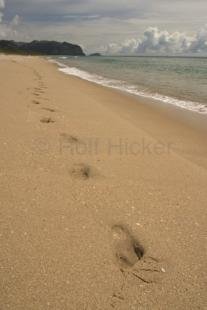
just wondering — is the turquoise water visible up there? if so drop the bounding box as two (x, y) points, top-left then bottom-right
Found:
(52, 56), (207, 114)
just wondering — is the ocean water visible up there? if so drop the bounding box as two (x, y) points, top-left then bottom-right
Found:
(51, 56), (207, 114)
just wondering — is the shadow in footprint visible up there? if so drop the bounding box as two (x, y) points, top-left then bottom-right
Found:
(40, 117), (55, 124)
(70, 163), (99, 180)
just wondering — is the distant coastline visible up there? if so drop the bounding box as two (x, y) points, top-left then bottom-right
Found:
(0, 40), (85, 56)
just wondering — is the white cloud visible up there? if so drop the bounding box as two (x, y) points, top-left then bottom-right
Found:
(0, 0), (21, 39)
(10, 14), (20, 27)
(0, 0), (5, 22)
(105, 26), (207, 55)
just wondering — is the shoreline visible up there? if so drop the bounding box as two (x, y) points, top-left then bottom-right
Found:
(51, 56), (207, 116)
(61, 63), (207, 130)
(0, 55), (207, 309)
(51, 58), (207, 169)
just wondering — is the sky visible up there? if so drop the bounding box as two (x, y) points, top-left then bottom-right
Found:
(0, 0), (207, 55)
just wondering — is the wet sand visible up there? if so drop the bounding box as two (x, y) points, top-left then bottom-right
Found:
(0, 55), (207, 310)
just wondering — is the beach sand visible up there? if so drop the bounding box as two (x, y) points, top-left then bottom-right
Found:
(0, 55), (207, 310)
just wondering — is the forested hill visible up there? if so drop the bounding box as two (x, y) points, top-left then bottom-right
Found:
(0, 40), (85, 56)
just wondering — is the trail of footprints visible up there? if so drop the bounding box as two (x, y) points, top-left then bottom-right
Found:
(29, 69), (165, 307)
(32, 70), (55, 123)
(31, 70), (99, 180)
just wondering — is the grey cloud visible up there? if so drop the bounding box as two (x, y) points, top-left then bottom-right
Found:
(4, 0), (149, 22)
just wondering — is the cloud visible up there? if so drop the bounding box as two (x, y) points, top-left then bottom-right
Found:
(1, 0), (207, 54)
(0, 0), (5, 22)
(10, 14), (20, 26)
(0, 0), (5, 9)
(5, 0), (207, 27)
(105, 26), (207, 55)
(0, 0), (21, 39)
(190, 26), (207, 53)
(4, 0), (147, 20)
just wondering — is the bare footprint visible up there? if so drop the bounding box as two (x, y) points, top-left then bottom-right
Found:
(112, 225), (144, 268)
(39, 85), (47, 89)
(40, 117), (55, 124)
(70, 163), (99, 180)
(34, 88), (44, 94)
(33, 93), (40, 97)
(42, 107), (56, 113)
(111, 225), (165, 284)
(60, 133), (79, 144)
(32, 100), (40, 105)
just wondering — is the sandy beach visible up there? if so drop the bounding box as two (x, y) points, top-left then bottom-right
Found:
(0, 55), (207, 310)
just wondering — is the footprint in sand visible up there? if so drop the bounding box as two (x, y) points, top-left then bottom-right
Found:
(33, 92), (41, 97)
(34, 88), (44, 94)
(33, 70), (41, 80)
(42, 107), (56, 113)
(111, 225), (165, 284)
(33, 88), (45, 96)
(40, 117), (55, 124)
(60, 133), (79, 144)
(112, 225), (144, 267)
(32, 100), (41, 105)
(60, 133), (84, 154)
(70, 163), (99, 180)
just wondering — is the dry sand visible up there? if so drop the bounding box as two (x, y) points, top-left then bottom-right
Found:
(0, 55), (207, 310)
